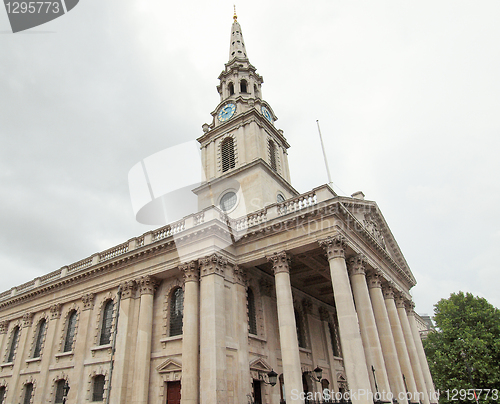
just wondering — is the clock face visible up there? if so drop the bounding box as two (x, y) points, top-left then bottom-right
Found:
(218, 103), (236, 122)
(261, 106), (273, 123)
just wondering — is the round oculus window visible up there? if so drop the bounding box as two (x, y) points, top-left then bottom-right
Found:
(220, 191), (237, 212)
(277, 193), (285, 203)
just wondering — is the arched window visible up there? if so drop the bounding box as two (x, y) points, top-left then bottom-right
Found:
(64, 310), (78, 352)
(228, 82), (234, 96)
(54, 380), (66, 404)
(221, 137), (235, 172)
(0, 386), (6, 404)
(169, 288), (184, 337)
(269, 140), (277, 171)
(295, 309), (306, 348)
(247, 288), (257, 335)
(23, 383), (33, 404)
(99, 301), (114, 346)
(240, 79), (247, 93)
(32, 318), (46, 358)
(7, 326), (20, 363)
(92, 375), (105, 402)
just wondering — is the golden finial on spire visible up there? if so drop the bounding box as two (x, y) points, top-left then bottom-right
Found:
(233, 5), (237, 22)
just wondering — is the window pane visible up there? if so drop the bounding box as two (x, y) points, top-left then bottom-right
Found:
(247, 289), (257, 335)
(54, 380), (65, 403)
(99, 301), (114, 346)
(33, 319), (46, 358)
(7, 326), (20, 363)
(92, 375), (105, 402)
(64, 311), (77, 352)
(169, 288), (184, 337)
(220, 192), (237, 212)
(23, 383), (33, 404)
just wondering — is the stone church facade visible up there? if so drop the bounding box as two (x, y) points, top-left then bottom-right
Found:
(0, 13), (436, 404)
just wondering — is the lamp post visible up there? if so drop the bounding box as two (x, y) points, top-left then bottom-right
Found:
(259, 369), (278, 387)
(307, 366), (323, 383)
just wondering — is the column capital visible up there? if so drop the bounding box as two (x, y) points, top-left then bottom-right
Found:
(319, 235), (348, 260)
(120, 280), (137, 299)
(49, 303), (62, 320)
(318, 306), (330, 322)
(302, 298), (313, 315)
(81, 293), (95, 310)
(199, 253), (227, 277)
(405, 300), (416, 314)
(22, 312), (34, 328)
(347, 254), (367, 276)
(180, 261), (199, 282)
(138, 275), (159, 295)
(382, 284), (395, 300)
(233, 265), (247, 286)
(394, 294), (406, 309)
(266, 251), (291, 275)
(0, 320), (9, 334)
(367, 272), (383, 289)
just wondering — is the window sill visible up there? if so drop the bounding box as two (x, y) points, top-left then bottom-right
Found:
(0, 362), (13, 368)
(299, 347), (312, 354)
(249, 334), (267, 343)
(91, 344), (112, 352)
(160, 335), (182, 348)
(26, 357), (41, 364)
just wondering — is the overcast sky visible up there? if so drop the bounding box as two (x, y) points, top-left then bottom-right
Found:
(1, 1), (499, 316)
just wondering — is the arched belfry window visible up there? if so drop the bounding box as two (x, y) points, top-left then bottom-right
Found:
(99, 300), (114, 346)
(295, 309), (306, 348)
(64, 310), (78, 352)
(240, 79), (247, 93)
(228, 82), (234, 96)
(7, 326), (20, 363)
(269, 140), (277, 171)
(247, 288), (257, 335)
(32, 318), (46, 358)
(221, 137), (236, 172)
(169, 288), (184, 337)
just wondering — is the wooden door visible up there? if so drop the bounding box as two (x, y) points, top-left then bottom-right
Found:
(166, 381), (181, 404)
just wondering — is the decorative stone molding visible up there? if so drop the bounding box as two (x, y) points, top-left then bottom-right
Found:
(347, 254), (367, 276)
(395, 295), (406, 309)
(405, 300), (416, 314)
(302, 298), (313, 315)
(81, 293), (95, 311)
(120, 280), (137, 300)
(0, 320), (9, 334)
(367, 273), (383, 289)
(319, 235), (348, 260)
(58, 305), (80, 354)
(137, 276), (159, 296)
(29, 314), (49, 358)
(22, 312), (34, 328)
(363, 213), (386, 249)
(49, 373), (69, 404)
(266, 251), (291, 275)
(318, 306), (330, 322)
(382, 285), (395, 300)
(233, 265), (247, 286)
(180, 261), (199, 283)
(259, 278), (273, 297)
(19, 376), (36, 404)
(50, 303), (62, 320)
(199, 254), (227, 277)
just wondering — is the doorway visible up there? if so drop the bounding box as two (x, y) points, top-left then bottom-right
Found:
(252, 379), (263, 404)
(166, 381), (181, 404)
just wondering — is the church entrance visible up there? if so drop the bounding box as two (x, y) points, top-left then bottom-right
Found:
(252, 379), (263, 404)
(165, 381), (181, 404)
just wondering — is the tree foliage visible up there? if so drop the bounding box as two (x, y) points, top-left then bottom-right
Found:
(423, 292), (500, 404)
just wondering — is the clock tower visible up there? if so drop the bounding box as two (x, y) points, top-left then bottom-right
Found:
(195, 10), (298, 217)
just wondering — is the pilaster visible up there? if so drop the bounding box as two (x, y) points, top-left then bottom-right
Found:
(75, 293), (95, 402)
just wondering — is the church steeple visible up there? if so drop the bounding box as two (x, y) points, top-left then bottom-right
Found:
(229, 7), (248, 61)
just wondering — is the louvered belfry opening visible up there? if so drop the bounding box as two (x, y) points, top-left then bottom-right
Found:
(221, 137), (236, 172)
(269, 140), (277, 171)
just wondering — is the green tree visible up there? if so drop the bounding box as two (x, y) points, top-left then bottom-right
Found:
(423, 292), (500, 404)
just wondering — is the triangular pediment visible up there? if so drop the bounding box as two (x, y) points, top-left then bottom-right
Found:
(156, 358), (182, 374)
(249, 358), (272, 372)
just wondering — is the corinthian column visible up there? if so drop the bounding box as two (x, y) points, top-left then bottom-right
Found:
(267, 252), (304, 404)
(367, 274), (408, 404)
(407, 306), (437, 403)
(199, 254), (228, 404)
(347, 256), (392, 402)
(384, 287), (419, 404)
(132, 276), (159, 404)
(180, 261), (200, 404)
(398, 301), (429, 404)
(319, 236), (372, 404)
(110, 281), (137, 404)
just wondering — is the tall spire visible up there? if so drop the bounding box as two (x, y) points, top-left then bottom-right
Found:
(229, 7), (248, 61)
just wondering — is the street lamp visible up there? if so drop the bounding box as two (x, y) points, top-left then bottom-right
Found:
(259, 369), (278, 386)
(307, 366), (323, 383)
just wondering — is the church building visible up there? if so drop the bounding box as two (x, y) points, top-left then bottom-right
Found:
(0, 12), (436, 404)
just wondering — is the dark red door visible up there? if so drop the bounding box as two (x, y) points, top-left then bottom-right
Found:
(166, 381), (181, 404)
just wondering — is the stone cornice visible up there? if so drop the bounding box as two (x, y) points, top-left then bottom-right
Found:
(266, 251), (291, 275)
